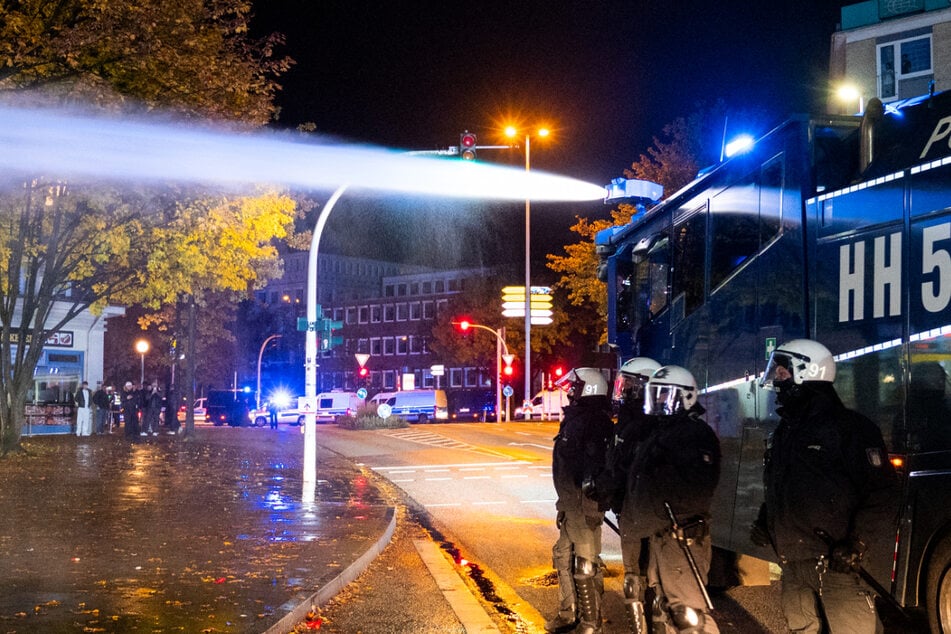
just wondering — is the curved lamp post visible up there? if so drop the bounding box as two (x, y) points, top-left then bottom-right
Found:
(256, 334), (282, 410)
(452, 320), (512, 423)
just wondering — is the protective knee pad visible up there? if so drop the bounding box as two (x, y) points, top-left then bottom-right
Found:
(668, 604), (705, 633)
(623, 573), (647, 601)
(574, 555), (596, 576)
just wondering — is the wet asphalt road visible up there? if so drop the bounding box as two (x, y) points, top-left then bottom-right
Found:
(0, 428), (392, 633)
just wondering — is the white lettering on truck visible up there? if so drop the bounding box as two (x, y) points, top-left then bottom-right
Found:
(921, 115), (951, 159)
(839, 225), (951, 321)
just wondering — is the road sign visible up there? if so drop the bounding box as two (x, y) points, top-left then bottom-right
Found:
(355, 353), (370, 367)
(503, 385), (514, 398)
(356, 387), (368, 399)
(377, 403), (392, 419)
(431, 364), (445, 376)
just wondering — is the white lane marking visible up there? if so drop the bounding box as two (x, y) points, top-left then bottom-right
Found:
(425, 477), (452, 481)
(463, 476), (491, 480)
(391, 479), (415, 483)
(373, 460), (530, 472)
(501, 474), (528, 479)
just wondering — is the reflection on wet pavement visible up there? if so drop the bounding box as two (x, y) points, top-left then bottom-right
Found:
(0, 429), (392, 632)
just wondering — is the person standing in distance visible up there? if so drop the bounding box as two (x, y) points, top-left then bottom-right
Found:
(92, 382), (111, 435)
(626, 366), (721, 634)
(121, 381), (140, 440)
(74, 381), (93, 437)
(546, 367), (614, 634)
(752, 339), (900, 633)
(596, 357), (660, 634)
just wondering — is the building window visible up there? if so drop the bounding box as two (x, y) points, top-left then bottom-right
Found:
(384, 305), (396, 322)
(878, 35), (931, 101)
(359, 306), (369, 324)
(410, 302), (421, 320)
(436, 299), (448, 316)
(449, 368), (463, 388)
(410, 282), (419, 295)
(371, 305), (382, 323)
(448, 278), (460, 291)
(410, 336), (422, 354)
(385, 285), (395, 297)
(357, 338), (369, 354)
(435, 280), (445, 293)
(464, 367), (479, 387)
(383, 337), (395, 355)
(423, 301), (435, 320)
(346, 307), (357, 324)
(423, 281), (432, 294)
(397, 336), (409, 354)
(398, 284), (407, 297)
(396, 303), (408, 321)
(370, 338), (382, 355)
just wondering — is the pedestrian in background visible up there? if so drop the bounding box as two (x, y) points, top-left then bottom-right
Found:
(268, 400), (279, 429)
(92, 382), (111, 435)
(74, 381), (93, 437)
(143, 380), (162, 436)
(121, 381), (140, 440)
(753, 339), (900, 633)
(546, 367), (614, 634)
(625, 365), (721, 634)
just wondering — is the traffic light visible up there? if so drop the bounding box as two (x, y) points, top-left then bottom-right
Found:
(454, 318), (472, 335)
(503, 364), (514, 377)
(358, 367), (369, 379)
(459, 132), (477, 160)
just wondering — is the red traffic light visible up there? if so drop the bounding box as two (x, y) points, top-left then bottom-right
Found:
(455, 318), (471, 332)
(459, 132), (477, 160)
(553, 366), (564, 378)
(503, 365), (514, 376)
(358, 367), (369, 378)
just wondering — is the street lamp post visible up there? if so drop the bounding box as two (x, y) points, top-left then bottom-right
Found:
(256, 334), (282, 410)
(135, 339), (149, 384)
(452, 320), (512, 423)
(505, 126), (549, 419)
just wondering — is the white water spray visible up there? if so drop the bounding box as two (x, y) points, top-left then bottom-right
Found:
(0, 105), (606, 201)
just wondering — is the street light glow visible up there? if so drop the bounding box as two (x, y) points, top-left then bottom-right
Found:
(135, 340), (149, 355)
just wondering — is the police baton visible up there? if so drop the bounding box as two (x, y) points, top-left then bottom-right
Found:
(664, 501), (714, 611)
(813, 528), (911, 621)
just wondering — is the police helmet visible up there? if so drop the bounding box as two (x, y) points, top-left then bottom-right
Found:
(555, 367), (608, 401)
(645, 365), (698, 415)
(612, 357), (661, 405)
(760, 339), (835, 391)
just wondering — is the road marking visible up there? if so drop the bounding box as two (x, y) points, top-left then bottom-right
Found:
(508, 442), (552, 450)
(413, 540), (500, 633)
(463, 476), (491, 480)
(391, 479), (415, 483)
(425, 477), (452, 481)
(373, 460), (530, 472)
(501, 474), (528, 479)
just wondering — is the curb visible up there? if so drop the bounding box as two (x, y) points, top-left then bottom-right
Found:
(263, 505), (398, 634)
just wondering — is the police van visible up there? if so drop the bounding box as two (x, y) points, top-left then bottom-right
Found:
(372, 389), (448, 423)
(314, 391), (363, 423)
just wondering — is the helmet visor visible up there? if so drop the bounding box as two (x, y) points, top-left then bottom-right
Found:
(612, 373), (645, 403)
(645, 383), (683, 416)
(760, 352), (794, 391)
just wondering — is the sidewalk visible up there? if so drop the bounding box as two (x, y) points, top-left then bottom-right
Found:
(0, 428), (396, 633)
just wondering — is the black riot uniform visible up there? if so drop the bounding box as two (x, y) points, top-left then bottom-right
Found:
(547, 368), (614, 634)
(623, 365), (721, 634)
(753, 338), (901, 633)
(755, 382), (900, 632)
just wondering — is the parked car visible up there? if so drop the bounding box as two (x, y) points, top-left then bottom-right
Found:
(205, 390), (254, 427)
(514, 389), (569, 420)
(177, 397), (207, 423)
(250, 404), (306, 427)
(448, 389), (496, 422)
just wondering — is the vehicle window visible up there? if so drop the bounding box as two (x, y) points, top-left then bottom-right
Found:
(671, 205), (707, 322)
(319, 398), (333, 408)
(710, 174), (758, 291)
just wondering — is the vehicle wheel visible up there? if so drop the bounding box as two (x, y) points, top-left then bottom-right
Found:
(254, 416), (267, 427)
(417, 414), (428, 424)
(928, 535), (951, 632)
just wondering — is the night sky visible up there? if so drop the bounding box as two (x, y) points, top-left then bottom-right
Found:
(251, 1), (853, 268)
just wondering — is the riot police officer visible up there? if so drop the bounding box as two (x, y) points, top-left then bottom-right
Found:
(624, 365), (721, 634)
(546, 367), (614, 634)
(752, 339), (900, 633)
(604, 357), (660, 634)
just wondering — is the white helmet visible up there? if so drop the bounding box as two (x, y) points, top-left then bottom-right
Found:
(645, 365), (698, 415)
(555, 367), (609, 401)
(613, 357), (661, 404)
(760, 339), (835, 390)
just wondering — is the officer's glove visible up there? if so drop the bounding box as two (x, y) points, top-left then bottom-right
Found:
(749, 519), (770, 547)
(829, 536), (868, 574)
